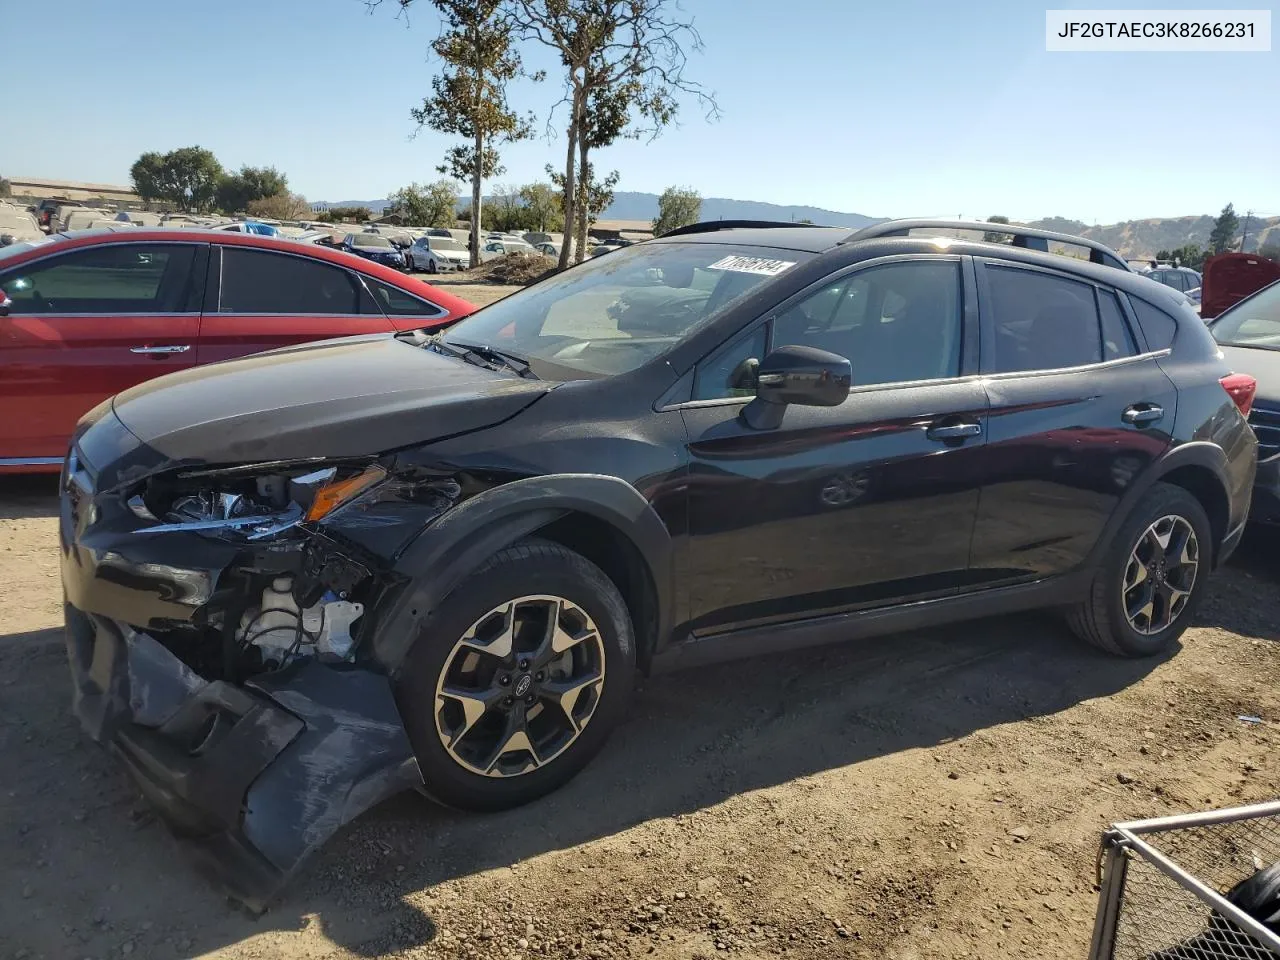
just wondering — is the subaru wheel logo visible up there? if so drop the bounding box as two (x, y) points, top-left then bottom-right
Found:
(514, 674), (533, 697)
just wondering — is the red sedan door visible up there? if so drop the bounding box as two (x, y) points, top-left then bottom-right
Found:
(197, 245), (397, 362)
(0, 241), (203, 466)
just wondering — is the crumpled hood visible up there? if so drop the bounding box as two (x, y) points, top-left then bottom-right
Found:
(109, 334), (551, 465)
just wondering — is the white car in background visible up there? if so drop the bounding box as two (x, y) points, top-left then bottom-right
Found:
(407, 234), (470, 273)
(479, 238), (537, 261)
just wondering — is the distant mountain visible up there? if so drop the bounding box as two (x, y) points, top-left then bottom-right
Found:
(312, 199), (391, 213)
(311, 191), (883, 227)
(1027, 215), (1280, 258)
(601, 191), (884, 228)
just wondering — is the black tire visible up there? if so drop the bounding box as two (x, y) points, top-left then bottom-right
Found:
(405, 254), (416, 272)
(1067, 482), (1212, 657)
(427, 259), (438, 274)
(395, 539), (636, 811)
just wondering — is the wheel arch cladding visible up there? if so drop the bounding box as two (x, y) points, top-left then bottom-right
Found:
(1087, 441), (1232, 570)
(1158, 464), (1229, 561)
(372, 474), (674, 671)
(532, 512), (661, 672)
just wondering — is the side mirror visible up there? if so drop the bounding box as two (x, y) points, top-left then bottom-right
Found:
(0, 293), (12, 317)
(741, 344), (851, 430)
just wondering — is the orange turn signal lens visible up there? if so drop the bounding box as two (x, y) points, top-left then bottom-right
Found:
(305, 465), (387, 522)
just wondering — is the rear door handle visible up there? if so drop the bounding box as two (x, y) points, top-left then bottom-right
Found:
(1122, 404), (1164, 426)
(130, 344), (191, 355)
(926, 421), (982, 441)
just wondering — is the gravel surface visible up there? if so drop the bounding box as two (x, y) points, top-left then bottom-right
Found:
(2, 473), (1278, 959)
(428, 278), (523, 308)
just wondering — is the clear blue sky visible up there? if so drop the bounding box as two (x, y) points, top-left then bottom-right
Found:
(4, 0), (1277, 223)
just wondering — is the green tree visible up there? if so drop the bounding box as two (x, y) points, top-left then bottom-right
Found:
(129, 152), (167, 206)
(246, 191), (311, 221)
(130, 147), (223, 212)
(652, 186), (701, 236)
(386, 180), (460, 227)
(548, 161), (617, 244)
(0, 178), (11, 199)
(512, 0), (717, 267)
(1209, 203), (1239, 255)
(316, 205), (373, 223)
(488, 182), (528, 232)
(399, 0), (532, 268)
(519, 182), (563, 232)
(216, 165), (288, 214)
(796, 218), (814, 225)
(983, 214), (1010, 243)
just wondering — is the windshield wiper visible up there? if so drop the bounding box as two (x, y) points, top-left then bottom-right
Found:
(427, 337), (540, 379)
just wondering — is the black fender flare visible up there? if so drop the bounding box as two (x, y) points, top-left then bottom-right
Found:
(1084, 440), (1232, 570)
(369, 474), (674, 670)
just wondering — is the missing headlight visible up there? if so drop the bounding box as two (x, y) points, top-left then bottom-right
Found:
(130, 461), (383, 540)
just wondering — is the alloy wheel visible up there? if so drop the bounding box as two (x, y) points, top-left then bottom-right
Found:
(433, 595), (606, 777)
(1122, 514), (1199, 635)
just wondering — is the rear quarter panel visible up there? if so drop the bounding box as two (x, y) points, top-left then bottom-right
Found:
(1155, 303), (1257, 534)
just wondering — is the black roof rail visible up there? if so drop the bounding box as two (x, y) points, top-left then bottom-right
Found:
(846, 218), (1131, 271)
(659, 219), (827, 238)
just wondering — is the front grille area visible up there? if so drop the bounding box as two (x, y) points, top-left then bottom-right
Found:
(1249, 403), (1280, 459)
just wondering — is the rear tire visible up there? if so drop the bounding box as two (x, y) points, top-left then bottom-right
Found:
(396, 539), (635, 811)
(1067, 482), (1212, 657)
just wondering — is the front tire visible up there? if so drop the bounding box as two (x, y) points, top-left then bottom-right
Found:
(396, 539), (636, 811)
(427, 258), (438, 274)
(1067, 482), (1212, 657)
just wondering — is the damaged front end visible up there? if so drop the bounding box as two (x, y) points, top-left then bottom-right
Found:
(60, 426), (458, 911)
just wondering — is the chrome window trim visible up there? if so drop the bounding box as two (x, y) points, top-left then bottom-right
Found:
(0, 456), (64, 466)
(980, 347), (1172, 381)
(661, 373), (987, 412)
(0, 311), (202, 318)
(661, 348), (1171, 412)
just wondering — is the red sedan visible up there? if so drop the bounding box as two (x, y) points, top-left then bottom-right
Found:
(0, 229), (476, 472)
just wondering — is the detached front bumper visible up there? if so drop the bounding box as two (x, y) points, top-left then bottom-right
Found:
(64, 604), (420, 911)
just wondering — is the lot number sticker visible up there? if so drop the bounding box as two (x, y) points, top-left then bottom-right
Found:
(706, 255), (796, 276)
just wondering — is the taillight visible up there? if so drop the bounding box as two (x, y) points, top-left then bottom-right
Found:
(1220, 373), (1257, 417)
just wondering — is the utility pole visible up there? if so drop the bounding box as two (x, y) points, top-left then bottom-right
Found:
(1241, 209), (1253, 251)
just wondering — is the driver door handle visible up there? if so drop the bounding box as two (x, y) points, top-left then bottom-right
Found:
(927, 421), (982, 441)
(1122, 404), (1164, 426)
(130, 344), (191, 356)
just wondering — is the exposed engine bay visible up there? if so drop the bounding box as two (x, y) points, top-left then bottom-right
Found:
(115, 460), (393, 682)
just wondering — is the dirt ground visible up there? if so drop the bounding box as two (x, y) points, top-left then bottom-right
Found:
(2, 338), (1279, 960)
(429, 277), (524, 308)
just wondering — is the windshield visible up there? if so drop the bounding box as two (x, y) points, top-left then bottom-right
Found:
(1211, 280), (1280, 349)
(353, 234), (393, 248)
(442, 241), (812, 378)
(431, 237), (465, 251)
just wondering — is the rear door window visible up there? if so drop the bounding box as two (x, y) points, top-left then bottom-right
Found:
(361, 277), (445, 318)
(218, 247), (359, 314)
(0, 244), (197, 315)
(1129, 297), (1178, 351)
(1097, 289), (1138, 360)
(985, 265), (1102, 372)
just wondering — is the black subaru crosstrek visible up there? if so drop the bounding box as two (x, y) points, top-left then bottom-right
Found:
(60, 219), (1258, 907)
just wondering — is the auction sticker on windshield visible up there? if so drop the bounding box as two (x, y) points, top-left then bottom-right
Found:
(706, 255), (796, 276)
